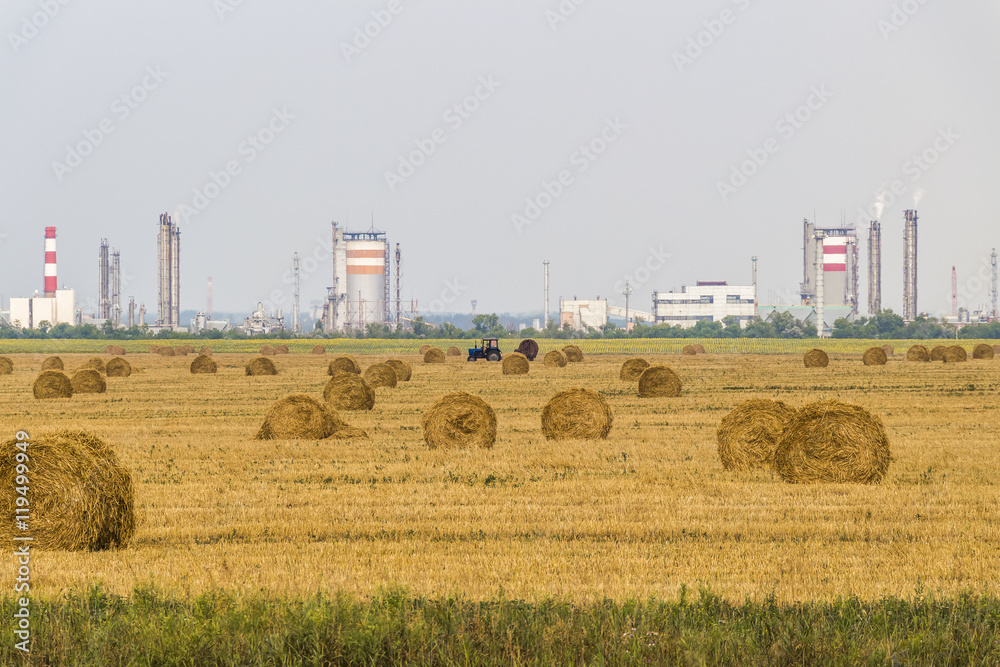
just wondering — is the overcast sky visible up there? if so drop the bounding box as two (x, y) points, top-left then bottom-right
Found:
(3, 0), (998, 322)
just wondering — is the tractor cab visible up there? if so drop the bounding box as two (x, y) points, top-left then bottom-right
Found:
(468, 338), (502, 362)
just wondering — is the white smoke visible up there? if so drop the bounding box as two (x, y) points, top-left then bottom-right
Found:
(913, 188), (925, 207)
(872, 186), (888, 220)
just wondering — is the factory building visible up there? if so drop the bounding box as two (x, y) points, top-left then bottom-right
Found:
(800, 219), (859, 311)
(559, 298), (608, 331)
(241, 302), (284, 335)
(325, 223), (392, 332)
(652, 281), (755, 327)
(9, 228), (76, 328)
(156, 212), (181, 329)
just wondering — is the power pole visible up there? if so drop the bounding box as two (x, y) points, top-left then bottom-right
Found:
(543, 260), (550, 329)
(292, 253), (301, 334)
(991, 248), (998, 320)
(622, 280), (632, 331)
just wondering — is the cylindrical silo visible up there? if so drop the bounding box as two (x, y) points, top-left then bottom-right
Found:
(345, 238), (386, 328)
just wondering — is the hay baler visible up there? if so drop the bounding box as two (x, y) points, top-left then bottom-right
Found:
(467, 338), (502, 362)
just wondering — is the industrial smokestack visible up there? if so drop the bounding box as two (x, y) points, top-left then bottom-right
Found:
(868, 221), (881, 314)
(207, 276), (213, 321)
(815, 231), (825, 338)
(992, 249), (998, 320)
(292, 253), (300, 334)
(751, 256), (758, 319)
(951, 266), (958, 317)
(903, 210), (918, 321)
(44, 226), (57, 297)
(98, 239), (110, 319)
(543, 259), (550, 329)
(111, 248), (121, 327)
(157, 213), (181, 327)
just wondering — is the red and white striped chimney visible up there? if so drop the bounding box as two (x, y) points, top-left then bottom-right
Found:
(44, 226), (57, 297)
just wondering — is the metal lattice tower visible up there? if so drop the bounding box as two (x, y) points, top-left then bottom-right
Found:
(394, 244), (401, 327)
(98, 239), (110, 320)
(991, 249), (998, 319)
(292, 253), (300, 334)
(951, 266), (958, 317)
(111, 249), (121, 327)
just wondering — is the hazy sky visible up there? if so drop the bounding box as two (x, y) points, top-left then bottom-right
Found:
(3, 1), (998, 322)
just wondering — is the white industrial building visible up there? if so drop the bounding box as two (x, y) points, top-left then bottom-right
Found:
(10, 290), (76, 329)
(652, 282), (755, 327)
(559, 298), (608, 331)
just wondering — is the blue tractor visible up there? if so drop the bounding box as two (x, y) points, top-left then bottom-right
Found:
(467, 338), (502, 362)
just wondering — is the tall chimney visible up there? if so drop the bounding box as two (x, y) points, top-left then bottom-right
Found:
(543, 259), (550, 329)
(867, 221), (881, 314)
(903, 210), (918, 321)
(815, 231), (825, 338)
(98, 239), (110, 319)
(44, 226), (57, 297)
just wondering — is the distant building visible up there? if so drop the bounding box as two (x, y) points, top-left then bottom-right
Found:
(10, 290), (76, 329)
(241, 302), (284, 335)
(559, 298), (608, 331)
(652, 282), (755, 328)
(189, 312), (230, 335)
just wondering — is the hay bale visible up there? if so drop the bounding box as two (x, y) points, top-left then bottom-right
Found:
(501, 352), (529, 375)
(862, 347), (887, 366)
(637, 365), (682, 398)
(543, 350), (568, 367)
(943, 346), (967, 363)
(717, 399), (796, 471)
(105, 358), (132, 377)
(681, 345), (697, 356)
(881, 344), (894, 356)
(256, 394), (367, 440)
(311, 345), (326, 355)
(323, 373), (375, 411)
(972, 343), (994, 360)
(620, 358), (650, 381)
(174, 347), (189, 356)
(424, 348), (446, 364)
(363, 362), (398, 388)
(245, 356), (278, 376)
(515, 339), (539, 361)
(562, 345), (584, 362)
(33, 370), (73, 399)
(41, 356), (64, 370)
(446, 346), (462, 357)
(0, 429), (135, 550)
(906, 345), (930, 362)
(774, 400), (891, 484)
(0, 357), (13, 374)
(198, 347), (213, 356)
(105, 345), (126, 355)
(260, 345), (276, 356)
(328, 355), (361, 375)
(190, 355), (218, 374)
(275, 344), (290, 355)
(693, 343), (707, 354)
(71, 369), (107, 394)
(422, 392), (497, 449)
(385, 359), (412, 381)
(994, 344), (1000, 355)
(930, 346), (947, 361)
(419, 344), (431, 355)
(149, 345), (161, 354)
(159, 347), (176, 357)
(541, 388), (613, 441)
(803, 349), (829, 368)
(82, 357), (106, 373)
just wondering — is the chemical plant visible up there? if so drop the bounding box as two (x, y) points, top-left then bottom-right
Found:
(8, 227), (76, 329)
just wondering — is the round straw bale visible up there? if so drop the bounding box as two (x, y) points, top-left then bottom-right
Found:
(693, 344), (707, 354)
(541, 388), (613, 441)
(385, 359), (412, 381)
(543, 350), (568, 367)
(105, 357), (132, 377)
(174, 347), (190, 356)
(862, 347), (887, 366)
(424, 348), (446, 364)
(198, 347), (213, 356)
(0, 357), (13, 374)
(774, 400), (890, 484)
(259, 345), (275, 356)
(906, 344), (930, 362)
(256, 394), (367, 440)
(323, 373), (375, 411)
(149, 345), (161, 354)
(311, 345), (326, 355)
(501, 352), (529, 375)
(419, 344), (431, 355)
(159, 347), (176, 357)
(881, 344), (894, 356)
(930, 345), (947, 361)
(681, 345), (697, 355)
(105, 345), (126, 355)
(562, 345), (584, 362)
(275, 344), (290, 355)
(943, 346), (967, 363)
(190, 355), (218, 374)
(82, 357), (106, 373)
(620, 358), (650, 381)
(972, 343), (994, 360)
(803, 348), (829, 368)
(42, 356), (64, 370)
(637, 365), (682, 398)
(717, 399), (796, 471)
(446, 346), (462, 356)
(245, 356), (278, 376)
(422, 392), (497, 449)
(328, 355), (361, 375)
(993, 344), (1000, 355)
(515, 339), (539, 361)
(0, 429), (135, 550)
(33, 370), (73, 399)
(71, 369), (107, 394)
(363, 362), (398, 388)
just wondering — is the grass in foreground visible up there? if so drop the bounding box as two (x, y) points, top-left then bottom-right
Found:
(2, 585), (998, 666)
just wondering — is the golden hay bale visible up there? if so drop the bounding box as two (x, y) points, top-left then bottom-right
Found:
(260, 345), (276, 356)
(803, 348), (829, 368)
(174, 347), (190, 356)
(190, 355), (218, 374)
(774, 400), (891, 484)
(256, 394), (367, 440)
(541, 388), (613, 441)
(149, 345), (161, 354)
(693, 343), (707, 354)
(862, 347), (887, 366)
(881, 344), (894, 356)
(323, 373), (375, 411)
(0, 429), (135, 550)
(82, 357), (106, 373)
(637, 365), (682, 398)
(363, 362), (398, 388)
(906, 345), (930, 362)
(515, 339), (539, 360)
(424, 348), (446, 364)
(930, 346), (947, 361)
(422, 392), (497, 450)
(158, 347), (176, 357)
(681, 345), (697, 356)
(994, 344), (1000, 355)
(385, 359), (412, 381)
(620, 358), (650, 381)
(71, 369), (107, 394)
(562, 345), (584, 362)
(105, 358), (132, 378)
(42, 356), (64, 370)
(972, 343), (994, 360)
(502, 352), (530, 375)
(198, 347), (213, 356)
(328, 355), (361, 375)
(419, 344), (431, 355)
(311, 345), (326, 355)
(105, 345), (126, 355)
(543, 350), (568, 367)
(717, 399), (796, 471)
(446, 346), (462, 356)
(943, 346), (967, 363)
(0, 357), (13, 374)
(275, 344), (290, 355)
(245, 356), (278, 376)
(33, 370), (73, 399)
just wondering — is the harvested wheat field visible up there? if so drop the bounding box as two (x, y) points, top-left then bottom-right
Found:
(0, 346), (998, 608)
